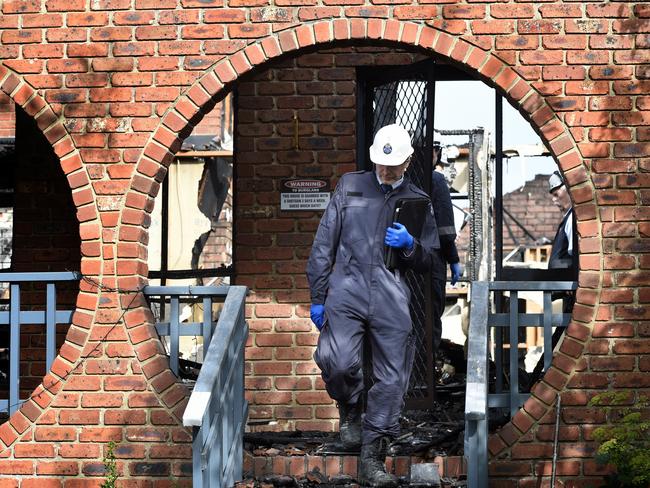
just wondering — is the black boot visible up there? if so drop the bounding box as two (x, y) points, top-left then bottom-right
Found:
(359, 437), (397, 487)
(338, 402), (362, 450)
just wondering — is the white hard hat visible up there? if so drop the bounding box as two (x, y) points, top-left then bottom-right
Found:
(369, 124), (414, 166)
(548, 171), (564, 193)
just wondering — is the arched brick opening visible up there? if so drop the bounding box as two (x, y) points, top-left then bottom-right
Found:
(0, 66), (105, 450)
(124, 19), (601, 462)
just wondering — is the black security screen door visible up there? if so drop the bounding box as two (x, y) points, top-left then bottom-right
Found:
(357, 59), (436, 409)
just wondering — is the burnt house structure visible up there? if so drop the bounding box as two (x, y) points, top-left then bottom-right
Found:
(0, 1), (648, 486)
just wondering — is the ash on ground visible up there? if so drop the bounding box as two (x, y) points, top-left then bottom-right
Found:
(244, 400), (465, 460)
(241, 400), (468, 487)
(236, 474), (466, 488)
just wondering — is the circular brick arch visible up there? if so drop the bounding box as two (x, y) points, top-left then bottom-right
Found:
(0, 64), (106, 449)
(126, 19), (601, 455)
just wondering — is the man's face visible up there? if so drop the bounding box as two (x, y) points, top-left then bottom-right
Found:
(551, 185), (572, 213)
(375, 159), (410, 185)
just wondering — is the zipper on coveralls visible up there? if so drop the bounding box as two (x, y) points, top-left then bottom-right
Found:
(379, 187), (401, 284)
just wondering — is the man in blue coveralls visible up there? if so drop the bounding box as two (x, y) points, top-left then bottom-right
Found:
(307, 124), (440, 487)
(531, 171), (578, 383)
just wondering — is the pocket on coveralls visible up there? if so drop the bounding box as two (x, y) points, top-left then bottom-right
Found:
(342, 200), (368, 245)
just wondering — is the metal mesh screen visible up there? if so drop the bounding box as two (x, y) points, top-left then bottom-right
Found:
(404, 270), (429, 400)
(370, 76), (434, 406)
(372, 81), (428, 184)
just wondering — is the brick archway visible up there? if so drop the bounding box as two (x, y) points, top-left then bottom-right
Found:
(0, 65), (107, 449)
(125, 19), (601, 459)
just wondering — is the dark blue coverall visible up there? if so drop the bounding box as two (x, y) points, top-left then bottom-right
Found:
(307, 170), (439, 444)
(531, 206), (579, 381)
(549, 207), (578, 312)
(430, 170), (460, 352)
(549, 208), (578, 274)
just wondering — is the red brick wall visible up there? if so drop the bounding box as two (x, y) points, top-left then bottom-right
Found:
(191, 93), (233, 140)
(0, 92), (14, 139)
(0, 2), (646, 485)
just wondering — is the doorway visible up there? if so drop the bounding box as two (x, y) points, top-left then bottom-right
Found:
(356, 57), (570, 407)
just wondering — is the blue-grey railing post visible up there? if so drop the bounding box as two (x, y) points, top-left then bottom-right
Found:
(494, 290), (503, 394)
(509, 290), (519, 418)
(170, 295), (180, 375)
(9, 283), (20, 415)
(543, 291), (553, 371)
(233, 318), (245, 480)
(203, 297), (212, 357)
(192, 425), (204, 488)
(224, 364), (232, 483)
(494, 325), (503, 393)
(46, 282), (56, 372)
(465, 281), (489, 488)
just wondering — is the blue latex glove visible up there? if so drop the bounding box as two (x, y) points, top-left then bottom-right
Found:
(384, 222), (414, 249)
(310, 304), (325, 331)
(450, 262), (462, 285)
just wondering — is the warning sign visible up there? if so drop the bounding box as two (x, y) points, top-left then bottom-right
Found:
(281, 192), (330, 210)
(280, 178), (330, 211)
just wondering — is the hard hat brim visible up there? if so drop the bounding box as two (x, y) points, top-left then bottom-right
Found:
(369, 145), (414, 166)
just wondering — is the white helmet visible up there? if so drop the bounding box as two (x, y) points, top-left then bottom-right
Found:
(369, 124), (414, 166)
(548, 171), (564, 193)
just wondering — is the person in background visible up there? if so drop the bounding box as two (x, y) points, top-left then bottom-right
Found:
(548, 170), (578, 282)
(430, 145), (461, 356)
(531, 171), (578, 385)
(307, 124), (440, 487)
